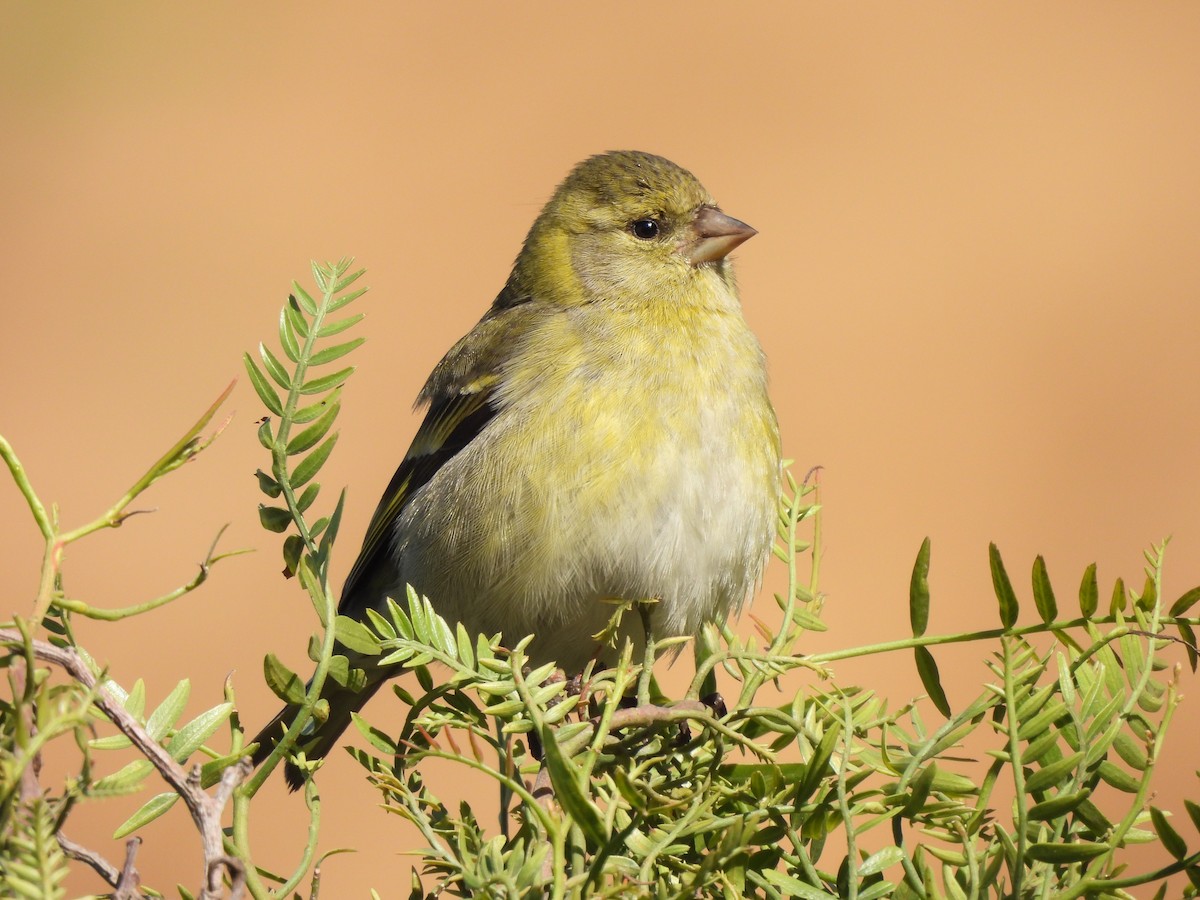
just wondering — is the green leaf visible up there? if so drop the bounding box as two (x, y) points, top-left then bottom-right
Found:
(264, 654), (307, 704)
(256, 417), (274, 450)
(1112, 732), (1149, 771)
(334, 615), (382, 656)
(93, 759), (154, 796)
(298, 366), (356, 395)
(292, 433), (338, 488)
(1025, 752), (1082, 794)
(1136, 572), (1157, 611)
(1109, 576), (1127, 614)
(292, 388), (342, 424)
(287, 402), (340, 455)
(909, 537), (931, 637)
(1185, 799), (1200, 835)
(540, 726), (607, 846)
(243, 354), (283, 416)
(351, 712), (398, 754)
(88, 733), (133, 751)
(310, 263), (329, 292)
(1151, 806), (1188, 859)
(1025, 841), (1109, 862)
(285, 299), (309, 338)
(296, 483), (320, 513)
(146, 680), (190, 741)
(309, 337), (365, 367)
(255, 469), (281, 498)
(1097, 760), (1140, 793)
(124, 679), (147, 719)
(333, 267), (366, 293)
(291, 284), (318, 315)
(914, 646), (951, 717)
(299, 557), (329, 625)
(1177, 620), (1198, 672)
(258, 342), (291, 389)
(797, 721), (842, 804)
(279, 307), (301, 362)
(258, 504), (292, 533)
(113, 792), (178, 839)
(329, 286), (368, 312)
(1079, 562), (1099, 617)
(1170, 586), (1200, 618)
(859, 846), (905, 877)
(989, 543), (1019, 628)
(318, 489), (347, 560)
(898, 763), (935, 817)
(317, 312), (366, 338)
(758, 870), (836, 899)
(167, 702), (233, 761)
(1028, 788), (1092, 821)
(1032, 555), (1057, 623)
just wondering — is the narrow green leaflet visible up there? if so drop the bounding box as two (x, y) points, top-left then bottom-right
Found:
(145, 680), (190, 742)
(258, 504), (292, 533)
(334, 615), (382, 656)
(1110, 577), (1127, 614)
(291, 283), (318, 315)
(1032, 555), (1057, 623)
(298, 366), (356, 395)
(909, 537), (931, 637)
(113, 792), (179, 839)
(914, 646), (951, 717)
(167, 702), (233, 761)
(243, 354), (284, 416)
(989, 543), (1019, 629)
(317, 312), (365, 338)
(291, 433), (339, 487)
(1171, 586), (1200, 617)
(1079, 562), (1099, 617)
(309, 337), (365, 366)
(1150, 806), (1188, 860)
(259, 343), (291, 390)
(858, 846), (905, 877)
(287, 403), (340, 455)
(540, 725), (607, 846)
(264, 654), (307, 704)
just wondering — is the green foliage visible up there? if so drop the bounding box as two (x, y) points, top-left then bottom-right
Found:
(4, 258), (1200, 900)
(348, 480), (1200, 898)
(1, 796), (69, 899)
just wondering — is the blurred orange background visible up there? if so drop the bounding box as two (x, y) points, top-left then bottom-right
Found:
(3, 4), (1199, 897)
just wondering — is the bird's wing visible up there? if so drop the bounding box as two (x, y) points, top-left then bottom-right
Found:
(336, 298), (538, 618)
(336, 374), (500, 618)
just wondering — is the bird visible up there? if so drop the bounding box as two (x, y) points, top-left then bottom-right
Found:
(252, 150), (781, 788)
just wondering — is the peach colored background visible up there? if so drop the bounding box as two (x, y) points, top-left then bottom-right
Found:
(3, 4), (1200, 897)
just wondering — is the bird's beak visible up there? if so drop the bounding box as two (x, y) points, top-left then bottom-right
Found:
(680, 205), (757, 266)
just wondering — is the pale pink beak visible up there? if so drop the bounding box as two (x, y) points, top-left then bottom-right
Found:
(681, 205), (757, 266)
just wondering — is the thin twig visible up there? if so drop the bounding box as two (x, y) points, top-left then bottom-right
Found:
(114, 836), (143, 900)
(0, 628), (251, 900)
(58, 831), (151, 900)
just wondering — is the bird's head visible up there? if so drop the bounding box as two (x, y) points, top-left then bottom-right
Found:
(511, 151), (755, 310)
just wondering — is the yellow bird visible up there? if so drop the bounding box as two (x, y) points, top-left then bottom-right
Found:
(253, 151), (781, 788)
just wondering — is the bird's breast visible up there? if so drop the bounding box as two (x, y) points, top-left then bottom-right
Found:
(396, 298), (780, 668)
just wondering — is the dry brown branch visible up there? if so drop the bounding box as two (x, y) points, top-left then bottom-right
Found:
(0, 628), (250, 900)
(58, 831), (150, 900)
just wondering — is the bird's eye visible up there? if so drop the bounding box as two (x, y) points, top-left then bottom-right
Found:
(630, 219), (660, 240)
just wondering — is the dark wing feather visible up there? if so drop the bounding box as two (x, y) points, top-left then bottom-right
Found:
(337, 379), (499, 617)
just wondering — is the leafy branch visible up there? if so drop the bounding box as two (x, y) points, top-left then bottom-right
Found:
(230, 258), (369, 899)
(344, 473), (1200, 898)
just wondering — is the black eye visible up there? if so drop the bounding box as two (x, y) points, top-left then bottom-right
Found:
(630, 218), (660, 240)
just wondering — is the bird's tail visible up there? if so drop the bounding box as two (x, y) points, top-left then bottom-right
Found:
(250, 669), (392, 791)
